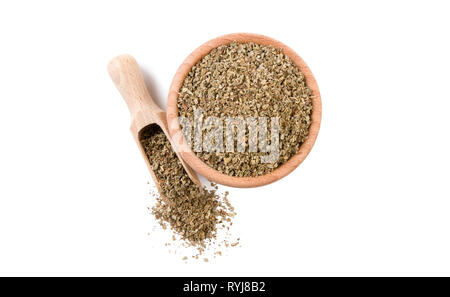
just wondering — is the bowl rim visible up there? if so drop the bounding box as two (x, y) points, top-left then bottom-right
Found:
(167, 33), (322, 188)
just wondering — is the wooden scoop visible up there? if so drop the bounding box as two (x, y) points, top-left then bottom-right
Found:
(108, 54), (202, 197)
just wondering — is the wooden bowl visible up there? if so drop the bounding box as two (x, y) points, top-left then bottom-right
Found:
(167, 33), (322, 188)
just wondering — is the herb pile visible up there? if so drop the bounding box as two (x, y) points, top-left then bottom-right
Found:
(140, 125), (235, 247)
(178, 41), (313, 177)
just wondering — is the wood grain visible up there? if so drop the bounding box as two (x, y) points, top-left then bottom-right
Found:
(167, 33), (322, 188)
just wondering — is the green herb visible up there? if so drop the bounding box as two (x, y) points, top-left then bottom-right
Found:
(178, 41), (313, 177)
(140, 125), (235, 247)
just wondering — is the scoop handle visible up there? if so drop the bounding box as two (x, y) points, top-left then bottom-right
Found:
(108, 54), (163, 119)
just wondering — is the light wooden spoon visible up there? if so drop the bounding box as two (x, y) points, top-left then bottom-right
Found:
(108, 54), (202, 198)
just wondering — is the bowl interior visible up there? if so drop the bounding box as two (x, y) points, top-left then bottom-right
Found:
(167, 33), (322, 188)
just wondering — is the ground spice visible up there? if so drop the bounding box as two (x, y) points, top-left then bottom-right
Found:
(140, 125), (235, 247)
(178, 41), (313, 177)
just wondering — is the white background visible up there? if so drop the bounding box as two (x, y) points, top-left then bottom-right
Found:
(0, 0), (449, 276)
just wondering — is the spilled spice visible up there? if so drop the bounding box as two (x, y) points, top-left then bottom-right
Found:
(178, 41), (313, 177)
(140, 125), (235, 248)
